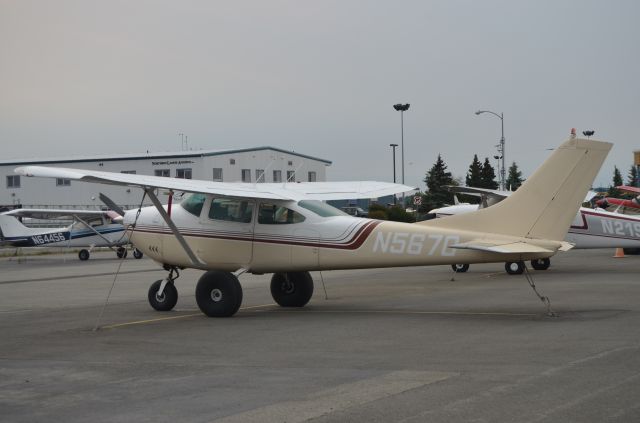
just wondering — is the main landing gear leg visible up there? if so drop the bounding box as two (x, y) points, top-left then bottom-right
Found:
(523, 265), (556, 317)
(148, 266), (179, 312)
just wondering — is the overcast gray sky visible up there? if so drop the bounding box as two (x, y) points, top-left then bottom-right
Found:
(1, 0), (638, 189)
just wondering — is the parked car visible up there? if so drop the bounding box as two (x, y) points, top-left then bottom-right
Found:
(341, 206), (368, 217)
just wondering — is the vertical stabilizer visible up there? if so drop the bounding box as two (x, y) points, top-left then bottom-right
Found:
(420, 137), (612, 241)
(0, 215), (43, 238)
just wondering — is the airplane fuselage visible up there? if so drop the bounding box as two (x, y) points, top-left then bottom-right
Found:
(2, 223), (127, 248)
(125, 199), (556, 273)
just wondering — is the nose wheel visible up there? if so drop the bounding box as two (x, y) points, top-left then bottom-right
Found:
(148, 267), (179, 311)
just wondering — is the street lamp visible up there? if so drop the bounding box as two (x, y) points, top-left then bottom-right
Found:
(475, 110), (505, 191)
(393, 103), (410, 203)
(390, 143), (398, 204)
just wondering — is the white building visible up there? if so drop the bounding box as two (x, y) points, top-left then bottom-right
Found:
(1, 146), (331, 210)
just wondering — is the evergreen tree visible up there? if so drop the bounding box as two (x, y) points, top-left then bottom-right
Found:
(627, 165), (638, 187)
(465, 154), (483, 187)
(609, 166), (623, 197)
(480, 157), (498, 189)
(505, 162), (524, 191)
(423, 154), (454, 210)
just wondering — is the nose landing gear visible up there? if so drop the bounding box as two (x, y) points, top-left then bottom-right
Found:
(148, 267), (180, 311)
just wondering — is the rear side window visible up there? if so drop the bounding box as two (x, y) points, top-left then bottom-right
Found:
(181, 194), (206, 217)
(258, 203), (305, 224)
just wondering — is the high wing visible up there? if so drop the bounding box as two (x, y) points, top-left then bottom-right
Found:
(616, 185), (640, 195)
(445, 185), (509, 208)
(445, 185), (509, 200)
(1, 208), (111, 220)
(446, 185), (598, 204)
(15, 166), (417, 201)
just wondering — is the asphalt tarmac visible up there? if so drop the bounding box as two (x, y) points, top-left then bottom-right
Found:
(1, 249), (639, 422)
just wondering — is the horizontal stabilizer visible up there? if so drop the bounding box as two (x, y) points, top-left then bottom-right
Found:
(450, 240), (554, 254)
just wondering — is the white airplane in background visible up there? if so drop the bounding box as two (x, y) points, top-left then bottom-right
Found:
(430, 185), (640, 273)
(15, 136), (611, 317)
(0, 208), (142, 260)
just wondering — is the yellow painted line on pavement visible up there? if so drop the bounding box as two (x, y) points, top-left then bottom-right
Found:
(101, 303), (277, 329)
(275, 309), (538, 317)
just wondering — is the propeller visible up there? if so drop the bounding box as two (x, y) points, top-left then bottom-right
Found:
(99, 193), (126, 217)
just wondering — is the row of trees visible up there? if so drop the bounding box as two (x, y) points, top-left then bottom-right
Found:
(419, 154), (524, 212)
(417, 155), (639, 214)
(609, 165), (639, 198)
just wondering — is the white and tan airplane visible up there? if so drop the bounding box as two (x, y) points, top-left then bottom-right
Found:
(15, 136), (611, 317)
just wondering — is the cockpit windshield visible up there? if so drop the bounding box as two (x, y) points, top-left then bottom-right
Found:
(181, 193), (206, 217)
(298, 200), (349, 217)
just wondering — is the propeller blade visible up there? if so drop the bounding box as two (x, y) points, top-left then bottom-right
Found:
(99, 193), (125, 216)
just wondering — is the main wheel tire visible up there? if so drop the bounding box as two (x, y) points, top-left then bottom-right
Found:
(133, 248), (143, 259)
(116, 247), (128, 259)
(451, 264), (470, 273)
(505, 261), (525, 275)
(531, 258), (550, 270)
(195, 271), (243, 317)
(148, 279), (178, 311)
(270, 272), (314, 307)
(78, 249), (90, 261)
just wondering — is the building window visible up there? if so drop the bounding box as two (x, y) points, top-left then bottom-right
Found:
(6, 175), (20, 188)
(288, 160), (293, 166)
(229, 158), (236, 165)
(176, 168), (192, 179)
(56, 178), (71, 186)
(286, 170), (295, 182)
(121, 170), (136, 174)
(255, 169), (265, 183)
(273, 170), (282, 183)
(308, 171), (317, 182)
(155, 169), (170, 177)
(213, 168), (223, 181)
(241, 169), (251, 183)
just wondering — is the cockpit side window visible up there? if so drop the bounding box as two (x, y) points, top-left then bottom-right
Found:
(298, 200), (348, 217)
(181, 193), (206, 217)
(208, 198), (254, 223)
(87, 217), (104, 227)
(258, 203), (305, 224)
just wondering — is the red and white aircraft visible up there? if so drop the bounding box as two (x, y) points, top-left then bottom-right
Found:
(596, 185), (640, 214)
(15, 136), (611, 317)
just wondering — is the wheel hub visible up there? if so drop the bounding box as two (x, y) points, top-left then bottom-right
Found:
(281, 281), (295, 295)
(155, 292), (166, 303)
(210, 288), (223, 302)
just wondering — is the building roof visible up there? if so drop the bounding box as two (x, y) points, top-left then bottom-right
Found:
(0, 146), (332, 166)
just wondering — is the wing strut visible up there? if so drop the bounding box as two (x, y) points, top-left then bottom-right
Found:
(144, 187), (206, 268)
(73, 214), (119, 250)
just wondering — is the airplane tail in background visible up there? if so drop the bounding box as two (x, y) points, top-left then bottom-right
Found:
(0, 215), (45, 238)
(419, 137), (612, 241)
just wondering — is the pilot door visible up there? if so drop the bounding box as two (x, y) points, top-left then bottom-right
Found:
(253, 202), (319, 271)
(198, 197), (255, 267)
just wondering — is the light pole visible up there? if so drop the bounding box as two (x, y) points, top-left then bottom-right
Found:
(393, 103), (410, 204)
(390, 143), (398, 204)
(475, 110), (505, 191)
